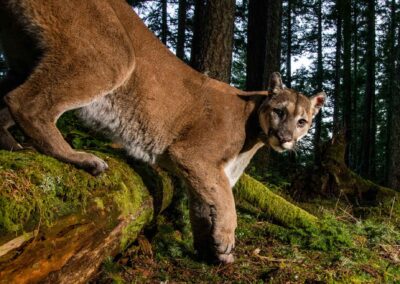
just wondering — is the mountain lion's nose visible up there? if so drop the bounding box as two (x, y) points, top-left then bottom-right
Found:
(277, 131), (293, 144)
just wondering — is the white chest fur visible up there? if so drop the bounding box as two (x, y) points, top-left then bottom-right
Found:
(224, 143), (264, 187)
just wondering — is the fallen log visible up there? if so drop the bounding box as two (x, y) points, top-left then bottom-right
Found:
(234, 174), (318, 228)
(0, 150), (318, 283)
(0, 150), (173, 283)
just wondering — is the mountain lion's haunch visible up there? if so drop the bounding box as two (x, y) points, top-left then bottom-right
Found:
(0, 0), (325, 264)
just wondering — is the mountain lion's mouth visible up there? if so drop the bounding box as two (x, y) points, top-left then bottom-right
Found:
(268, 135), (294, 153)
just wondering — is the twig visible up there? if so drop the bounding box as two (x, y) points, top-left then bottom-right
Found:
(252, 249), (303, 263)
(334, 190), (343, 213)
(339, 207), (359, 222)
(389, 196), (396, 221)
(253, 254), (303, 263)
(0, 230), (38, 257)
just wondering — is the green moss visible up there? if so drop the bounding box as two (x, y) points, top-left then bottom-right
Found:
(234, 175), (357, 252)
(234, 174), (318, 229)
(151, 215), (193, 260)
(0, 150), (150, 237)
(94, 197), (105, 210)
(120, 209), (153, 250)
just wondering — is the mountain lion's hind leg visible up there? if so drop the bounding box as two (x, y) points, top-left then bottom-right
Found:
(4, 54), (127, 175)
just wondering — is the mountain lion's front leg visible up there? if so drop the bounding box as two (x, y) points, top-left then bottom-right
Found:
(177, 160), (237, 263)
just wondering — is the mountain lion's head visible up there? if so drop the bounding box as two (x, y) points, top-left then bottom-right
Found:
(258, 72), (325, 152)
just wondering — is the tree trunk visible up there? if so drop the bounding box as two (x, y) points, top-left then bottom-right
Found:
(360, 0), (376, 179)
(246, 0), (282, 170)
(291, 135), (399, 218)
(285, 0), (292, 88)
(190, 0), (206, 68)
(388, 21), (400, 190)
(333, 0), (342, 134)
(385, 0), (397, 188)
(342, 0), (352, 166)
(246, 0), (282, 90)
(161, 0), (168, 45)
(176, 0), (187, 60)
(190, 0), (235, 83)
(314, 0), (323, 165)
(351, 1), (359, 169)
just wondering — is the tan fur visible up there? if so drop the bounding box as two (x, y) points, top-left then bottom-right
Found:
(0, 0), (324, 263)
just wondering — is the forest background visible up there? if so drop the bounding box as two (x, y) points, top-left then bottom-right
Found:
(1, 0), (400, 188)
(0, 0), (400, 282)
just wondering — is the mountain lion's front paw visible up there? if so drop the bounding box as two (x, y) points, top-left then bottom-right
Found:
(74, 152), (109, 176)
(213, 229), (235, 264)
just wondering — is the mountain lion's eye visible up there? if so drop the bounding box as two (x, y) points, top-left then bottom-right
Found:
(273, 108), (284, 118)
(297, 119), (307, 127)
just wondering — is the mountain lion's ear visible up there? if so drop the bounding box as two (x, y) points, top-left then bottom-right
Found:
(310, 92), (326, 116)
(269, 72), (284, 92)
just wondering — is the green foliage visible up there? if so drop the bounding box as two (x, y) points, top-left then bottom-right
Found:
(57, 112), (115, 153)
(354, 219), (400, 246)
(152, 216), (192, 260)
(101, 257), (125, 284)
(265, 214), (353, 252)
(246, 165), (291, 192)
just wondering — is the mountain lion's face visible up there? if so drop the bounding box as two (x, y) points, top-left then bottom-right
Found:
(258, 73), (325, 153)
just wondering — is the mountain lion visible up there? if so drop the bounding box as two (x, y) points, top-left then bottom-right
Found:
(0, 0), (325, 264)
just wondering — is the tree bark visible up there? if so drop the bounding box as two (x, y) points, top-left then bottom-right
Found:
(246, 0), (282, 90)
(246, 0), (283, 170)
(360, 0), (376, 179)
(314, 0), (323, 165)
(333, 0), (342, 134)
(388, 19), (400, 190)
(190, 0), (235, 83)
(176, 0), (187, 60)
(161, 0), (168, 45)
(190, 0), (206, 68)
(285, 0), (292, 88)
(342, 0), (352, 166)
(350, 1), (359, 169)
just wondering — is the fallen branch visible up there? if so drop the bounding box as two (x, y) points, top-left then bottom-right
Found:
(234, 174), (318, 228)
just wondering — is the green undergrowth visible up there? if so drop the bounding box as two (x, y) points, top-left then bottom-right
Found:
(96, 191), (400, 283)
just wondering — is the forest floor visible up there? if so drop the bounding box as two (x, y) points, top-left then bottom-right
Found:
(94, 193), (400, 283)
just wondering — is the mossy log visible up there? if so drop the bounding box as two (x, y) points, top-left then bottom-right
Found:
(234, 174), (317, 228)
(0, 150), (173, 283)
(0, 150), (318, 283)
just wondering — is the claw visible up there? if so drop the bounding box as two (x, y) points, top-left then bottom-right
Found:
(217, 253), (234, 264)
